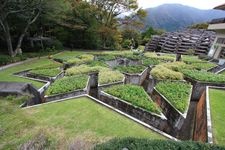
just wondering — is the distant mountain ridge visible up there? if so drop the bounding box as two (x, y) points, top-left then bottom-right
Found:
(145, 4), (225, 31)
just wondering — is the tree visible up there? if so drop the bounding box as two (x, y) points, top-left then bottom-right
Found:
(0, 0), (44, 56)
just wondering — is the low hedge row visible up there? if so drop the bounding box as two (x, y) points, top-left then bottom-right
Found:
(94, 137), (225, 150)
(114, 65), (146, 74)
(104, 84), (161, 114)
(181, 69), (225, 83)
(46, 75), (88, 95)
(155, 81), (192, 113)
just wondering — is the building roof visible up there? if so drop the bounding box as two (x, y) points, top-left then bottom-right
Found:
(214, 3), (225, 10)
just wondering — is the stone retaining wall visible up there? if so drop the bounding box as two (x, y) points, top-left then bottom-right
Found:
(106, 58), (142, 68)
(99, 91), (171, 133)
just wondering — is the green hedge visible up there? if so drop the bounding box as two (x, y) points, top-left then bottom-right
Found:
(104, 84), (161, 114)
(155, 81), (192, 113)
(94, 137), (225, 150)
(181, 69), (225, 83)
(46, 75), (88, 95)
(115, 65), (146, 74)
(151, 65), (183, 80)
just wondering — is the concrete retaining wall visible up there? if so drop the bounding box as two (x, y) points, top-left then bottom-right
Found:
(151, 87), (192, 130)
(124, 67), (151, 85)
(99, 91), (171, 133)
(193, 91), (207, 142)
(185, 77), (225, 101)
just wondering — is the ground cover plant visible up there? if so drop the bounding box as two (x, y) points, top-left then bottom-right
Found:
(181, 69), (225, 83)
(142, 58), (161, 66)
(104, 84), (161, 114)
(94, 137), (225, 150)
(188, 62), (217, 70)
(155, 81), (192, 113)
(0, 97), (164, 149)
(144, 52), (175, 62)
(46, 75), (88, 95)
(209, 89), (225, 145)
(65, 65), (123, 84)
(96, 55), (116, 61)
(0, 58), (58, 88)
(114, 65), (146, 74)
(67, 54), (94, 65)
(30, 68), (61, 77)
(150, 65), (183, 80)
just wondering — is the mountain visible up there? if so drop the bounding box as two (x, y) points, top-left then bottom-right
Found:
(145, 4), (225, 31)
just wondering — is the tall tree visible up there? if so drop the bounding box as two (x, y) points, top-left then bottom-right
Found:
(0, 0), (44, 56)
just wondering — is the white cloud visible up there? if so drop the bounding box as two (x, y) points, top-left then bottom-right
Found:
(138, 0), (225, 10)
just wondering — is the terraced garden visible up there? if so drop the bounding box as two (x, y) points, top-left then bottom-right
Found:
(1, 50), (225, 148)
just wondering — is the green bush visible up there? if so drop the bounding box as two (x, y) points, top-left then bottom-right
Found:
(181, 69), (225, 83)
(155, 81), (192, 113)
(94, 137), (225, 150)
(104, 84), (161, 114)
(30, 68), (61, 77)
(151, 65), (183, 80)
(46, 75), (88, 95)
(122, 39), (132, 49)
(115, 65), (146, 74)
(0, 55), (12, 65)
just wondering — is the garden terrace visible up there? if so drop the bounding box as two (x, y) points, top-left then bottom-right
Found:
(46, 75), (88, 96)
(209, 88), (225, 145)
(144, 52), (175, 62)
(65, 65), (124, 85)
(181, 69), (225, 83)
(104, 84), (161, 114)
(155, 81), (192, 113)
(150, 65), (184, 80)
(0, 96), (164, 149)
(0, 58), (59, 88)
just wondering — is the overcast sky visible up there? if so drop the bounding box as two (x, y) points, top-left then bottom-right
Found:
(138, 0), (225, 10)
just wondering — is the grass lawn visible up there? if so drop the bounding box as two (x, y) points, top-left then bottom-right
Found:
(209, 89), (225, 146)
(0, 58), (58, 88)
(0, 96), (164, 149)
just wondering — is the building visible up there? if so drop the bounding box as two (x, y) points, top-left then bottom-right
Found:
(208, 4), (225, 60)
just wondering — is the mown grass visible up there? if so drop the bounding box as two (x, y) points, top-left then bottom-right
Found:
(209, 89), (225, 146)
(0, 57), (57, 88)
(0, 96), (164, 149)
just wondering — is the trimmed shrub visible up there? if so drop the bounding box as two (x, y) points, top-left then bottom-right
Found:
(155, 81), (192, 113)
(151, 65), (183, 80)
(94, 137), (225, 150)
(162, 62), (188, 71)
(0, 55), (12, 65)
(144, 52), (175, 62)
(188, 62), (217, 71)
(104, 84), (161, 114)
(46, 75), (88, 95)
(115, 65), (146, 74)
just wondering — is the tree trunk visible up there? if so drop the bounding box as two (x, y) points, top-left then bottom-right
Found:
(4, 21), (14, 57)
